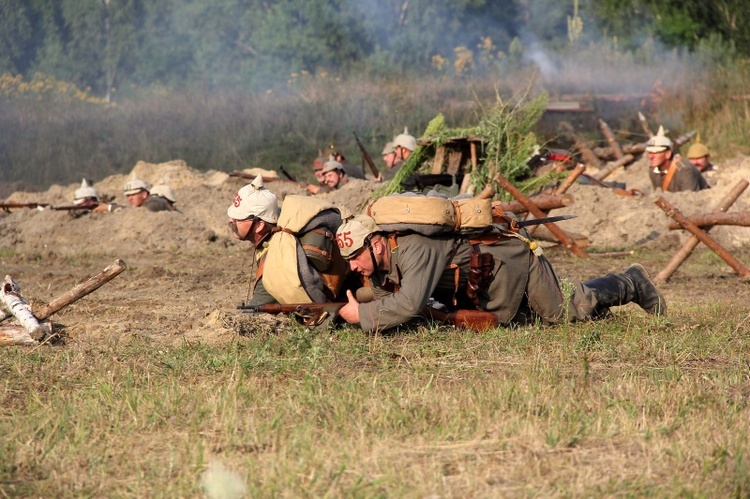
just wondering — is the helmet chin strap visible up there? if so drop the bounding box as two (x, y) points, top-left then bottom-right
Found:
(365, 236), (383, 287)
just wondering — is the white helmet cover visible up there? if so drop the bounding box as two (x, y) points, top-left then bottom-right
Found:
(226, 176), (280, 223)
(336, 214), (382, 259)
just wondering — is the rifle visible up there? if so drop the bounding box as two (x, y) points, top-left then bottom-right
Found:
(0, 202), (50, 213)
(50, 204), (97, 211)
(353, 131), (380, 178)
(580, 173), (643, 197)
(279, 165), (308, 187)
(238, 301), (500, 331)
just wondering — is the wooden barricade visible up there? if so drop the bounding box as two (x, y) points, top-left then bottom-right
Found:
(655, 195), (750, 280)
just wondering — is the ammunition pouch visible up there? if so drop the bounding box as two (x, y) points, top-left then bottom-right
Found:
(299, 228), (335, 272)
(466, 246), (495, 308)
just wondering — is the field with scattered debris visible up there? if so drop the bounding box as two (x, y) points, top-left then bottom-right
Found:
(2, 159), (750, 496)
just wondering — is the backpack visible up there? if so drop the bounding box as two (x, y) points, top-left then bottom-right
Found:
(366, 193), (494, 237)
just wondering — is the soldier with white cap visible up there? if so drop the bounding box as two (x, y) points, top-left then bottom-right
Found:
(335, 214), (666, 333)
(227, 176), (280, 247)
(227, 176), (351, 309)
(377, 141), (400, 182)
(123, 175), (151, 208)
(646, 126), (709, 192)
(319, 159), (349, 191)
(67, 178), (117, 213)
(393, 127), (416, 164)
(147, 184), (179, 212)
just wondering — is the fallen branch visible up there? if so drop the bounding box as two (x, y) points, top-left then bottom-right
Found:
(34, 259), (128, 321)
(493, 194), (574, 215)
(667, 212), (750, 230)
(0, 325), (39, 346)
(1, 276), (50, 340)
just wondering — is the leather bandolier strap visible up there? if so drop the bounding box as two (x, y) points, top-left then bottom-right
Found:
(661, 156), (680, 191)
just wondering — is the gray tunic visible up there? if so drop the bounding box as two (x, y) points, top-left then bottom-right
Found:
(357, 232), (602, 333)
(649, 156), (709, 192)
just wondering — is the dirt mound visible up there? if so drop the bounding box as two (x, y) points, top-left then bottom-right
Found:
(551, 154), (750, 250)
(0, 160), (383, 258)
(1, 157), (749, 258)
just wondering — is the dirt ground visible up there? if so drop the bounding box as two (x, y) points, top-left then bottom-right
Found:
(1, 157), (749, 345)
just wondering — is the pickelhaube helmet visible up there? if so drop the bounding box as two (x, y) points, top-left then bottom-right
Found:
(123, 174), (150, 195)
(150, 184), (177, 203)
(73, 178), (99, 205)
(393, 127), (417, 152)
(336, 214), (382, 259)
(226, 176), (280, 223)
(645, 126), (673, 153)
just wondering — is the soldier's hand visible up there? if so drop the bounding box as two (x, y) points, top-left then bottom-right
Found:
(338, 290), (361, 324)
(306, 184), (321, 194)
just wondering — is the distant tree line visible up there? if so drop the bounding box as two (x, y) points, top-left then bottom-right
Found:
(1, 0), (748, 99)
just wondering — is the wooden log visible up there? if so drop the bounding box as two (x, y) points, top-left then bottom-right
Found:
(459, 143), (477, 194)
(598, 119), (624, 159)
(638, 112), (654, 138)
(593, 154), (635, 181)
(593, 143), (646, 159)
(2, 276), (49, 340)
(555, 164), (586, 195)
(674, 130), (697, 148)
(493, 173), (588, 257)
(431, 146), (446, 174)
(0, 325), (38, 346)
(531, 225), (590, 248)
(655, 179), (749, 283)
(668, 212), (750, 230)
(654, 197), (750, 279)
(492, 194), (574, 214)
(33, 259), (128, 321)
(559, 121), (602, 169)
(447, 150), (463, 175)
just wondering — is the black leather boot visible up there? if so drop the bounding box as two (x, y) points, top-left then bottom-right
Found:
(584, 264), (666, 316)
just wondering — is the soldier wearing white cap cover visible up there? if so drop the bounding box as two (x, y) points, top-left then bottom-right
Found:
(335, 214), (666, 333)
(646, 126), (709, 192)
(227, 176), (280, 247)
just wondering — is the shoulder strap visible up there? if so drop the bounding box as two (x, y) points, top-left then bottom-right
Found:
(661, 157), (680, 191)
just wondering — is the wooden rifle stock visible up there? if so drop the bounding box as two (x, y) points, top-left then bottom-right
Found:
(353, 131), (380, 178)
(0, 202), (50, 212)
(421, 306), (500, 331)
(238, 302), (346, 315)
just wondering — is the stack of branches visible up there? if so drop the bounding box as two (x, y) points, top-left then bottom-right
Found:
(376, 92), (554, 200)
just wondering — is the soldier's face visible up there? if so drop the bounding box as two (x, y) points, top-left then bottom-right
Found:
(648, 150), (670, 169)
(314, 168), (324, 183)
(323, 171), (342, 188)
(689, 155), (709, 171)
(348, 248), (375, 276)
(126, 190), (149, 207)
(383, 152), (397, 168)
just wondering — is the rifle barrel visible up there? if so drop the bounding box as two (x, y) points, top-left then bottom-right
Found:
(353, 131), (380, 178)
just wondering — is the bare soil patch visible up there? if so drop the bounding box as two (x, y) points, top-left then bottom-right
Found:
(1, 158), (748, 346)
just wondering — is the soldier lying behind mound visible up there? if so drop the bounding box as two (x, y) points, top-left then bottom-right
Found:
(123, 175), (175, 212)
(335, 214), (666, 333)
(227, 176), (351, 322)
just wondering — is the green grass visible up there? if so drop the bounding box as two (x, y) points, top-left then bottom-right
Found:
(2, 307), (750, 497)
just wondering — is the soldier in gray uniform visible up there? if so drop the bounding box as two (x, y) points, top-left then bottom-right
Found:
(646, 126), (709, 192)
(335, 215), (666, 333)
